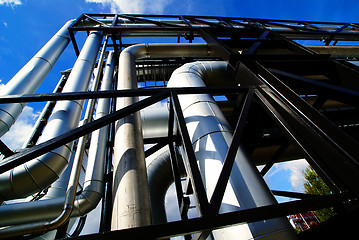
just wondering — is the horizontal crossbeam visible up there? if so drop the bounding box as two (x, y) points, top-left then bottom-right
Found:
(70, 193), (348, 240)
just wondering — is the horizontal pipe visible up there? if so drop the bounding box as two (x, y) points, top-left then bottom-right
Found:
(307, 45), (359, 58)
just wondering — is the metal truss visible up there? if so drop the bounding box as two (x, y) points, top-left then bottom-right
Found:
(1, 13), (359, 239)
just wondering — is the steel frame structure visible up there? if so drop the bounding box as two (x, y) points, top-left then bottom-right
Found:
(1, 14), (359, 239)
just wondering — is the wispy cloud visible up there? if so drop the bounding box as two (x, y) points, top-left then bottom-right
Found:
(85, 0), (172, 14)
(1, 105), (39, 150)
(274, 159), (309, 192)
(0, 0), (22, 7)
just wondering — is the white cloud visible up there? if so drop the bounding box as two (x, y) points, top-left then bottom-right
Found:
(85, 0), (172, 14)
(1, 105), (39, 150)
(275, 159), (309, 192)
(0, 0), (22, 7)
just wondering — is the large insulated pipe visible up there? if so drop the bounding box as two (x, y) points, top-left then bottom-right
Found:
(0, 51), (114, 230)
(0, 20), (75, 138)
(146, 146), (186, 225)
(167, 62), (296, 240)
(112, 43), (211, 230)
(0, 31), (103, 201)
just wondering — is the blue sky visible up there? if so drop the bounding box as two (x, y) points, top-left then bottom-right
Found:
(1, 0), (359, 92)
(0, 0), (358, 235)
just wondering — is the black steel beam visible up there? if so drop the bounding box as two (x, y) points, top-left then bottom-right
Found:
(144, 138), (170, 158)
(168, 97), (190, 224)
(209, 89), (254, 213)
(256, 63), (359, 164)
(171, 92), (210, 216)
(194, 90), (255, 240)
(245, 30), (270, 55)
(0, 140), (14, 157)
(199, 28), (234, 62)
(255, 83), (359, 197)
(0, 87), (247, 104)
(0, 92), (168, 174)
(268, 68), (359, 107)
(119, 14), (180, 28)
(271, 190), (319, 200)
(69, 193), (348, 240)
(24, 74), (69, 148)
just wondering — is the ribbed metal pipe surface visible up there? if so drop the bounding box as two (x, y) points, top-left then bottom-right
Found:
(0, 31), (102, 201)
(0, 20), (74, 137)
(0, 50), (113, 230)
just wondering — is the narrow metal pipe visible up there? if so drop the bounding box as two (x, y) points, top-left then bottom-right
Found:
(0, 31), (103, 202)
(72, 51), (114, 216)
(112, 43), (211, 230)
(100, 63), (117, 232)
(0, 51), (114, 231)
(36, 38), (109, 239)
(167, 61), (296, 240)
(0, 20), (75, 137)
(22, 71), (69, 149)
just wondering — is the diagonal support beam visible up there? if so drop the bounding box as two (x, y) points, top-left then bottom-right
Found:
(260, 142), (290, 176)
(171, 92), (210, 216)
(194, 89), (254, 240)
(0, 92), (168, 174)
(245, 30), (270, 55)
(0, 86), (247, 104)
(209, 89), (254, 212)
(0, 140), (14, 157)
(267, 67), (359, 107)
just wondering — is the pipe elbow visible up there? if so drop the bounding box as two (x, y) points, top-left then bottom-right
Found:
(122, 44), (149, 59)
(54, 19), (76, 40)
(0, 146), (71, 201)
(73, 187), (103, 217)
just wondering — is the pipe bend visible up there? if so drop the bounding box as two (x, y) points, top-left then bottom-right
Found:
(73, 188), (103, 216)
(122, 43), (211, 60)
(147, 145), (187, 225)
(166, 61), (296, 240)
(122, 43), (148, 59)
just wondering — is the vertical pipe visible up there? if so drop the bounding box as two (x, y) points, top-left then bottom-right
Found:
(0, 20), (75, 137)
(100, 59), (117, 232)
(111, 43), (211, 230)
(73, 51), (115, 217)
(112, 47), (151, 229)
